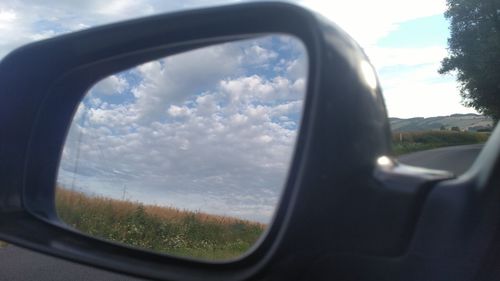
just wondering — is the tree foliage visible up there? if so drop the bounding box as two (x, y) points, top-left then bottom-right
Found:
(439, 0), (500, 122)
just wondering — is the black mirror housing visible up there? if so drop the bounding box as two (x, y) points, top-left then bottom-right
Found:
(0, 2), (392, 280)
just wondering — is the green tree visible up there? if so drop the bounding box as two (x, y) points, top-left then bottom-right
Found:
(439, 0), (500, 123)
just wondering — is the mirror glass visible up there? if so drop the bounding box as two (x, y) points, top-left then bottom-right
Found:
(55, 34), (308, 260)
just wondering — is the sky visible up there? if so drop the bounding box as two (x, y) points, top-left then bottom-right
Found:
(0, 0), (479, 222)
(0, 0), (477, 118)
(58, 35), (307, 222)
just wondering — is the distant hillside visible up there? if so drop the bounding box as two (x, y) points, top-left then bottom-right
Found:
(390, 113), (494, 132)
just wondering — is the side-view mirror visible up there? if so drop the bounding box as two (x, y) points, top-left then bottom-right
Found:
(55, 33), (309, 261)
(1, 2), (499, 281)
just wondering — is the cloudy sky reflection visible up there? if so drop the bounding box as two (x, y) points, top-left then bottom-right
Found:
(57, 35), (308, 223)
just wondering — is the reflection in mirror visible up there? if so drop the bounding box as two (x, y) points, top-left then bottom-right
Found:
(55, 34), (308, 260)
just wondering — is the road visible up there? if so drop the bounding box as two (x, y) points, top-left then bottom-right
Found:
(0, 144), (484, 280)
(398, 143), (483, 175)
(0, 244), (146, 281)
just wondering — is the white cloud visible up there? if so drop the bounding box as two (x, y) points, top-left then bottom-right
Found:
(129, 43), (243, 123)
(91, 75), (129, 95)
(368, 46), (448, 69)
(368, 44), (479, 117)
(0, 6), (34, 58)
(221, 75), (305, 106)
(86, 103), (136, 126)
(383, 80), (476, 118)
(243, 44), (278, 65)
(380, 62), (477, 118)
(0, 9), (16, 27)
(95, 0), (154, 16)
(299, 0), (446, 47)
(167, 105), (192, 117)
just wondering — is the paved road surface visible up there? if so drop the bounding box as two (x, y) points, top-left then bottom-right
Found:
(0, 244), (146, 281)
(0, 144), (484, 280)
(398, 143), (483, 175)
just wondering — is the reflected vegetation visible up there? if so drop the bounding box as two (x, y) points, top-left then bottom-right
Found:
(56, 188), (264, 259)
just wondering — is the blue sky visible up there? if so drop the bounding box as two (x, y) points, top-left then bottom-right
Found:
(372, 14), (473, 117)
(0, 0), (478, 223)
(377, 15), (448, 48)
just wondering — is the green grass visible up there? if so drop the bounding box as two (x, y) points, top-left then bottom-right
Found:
(0, 241), (8, 249)
(392, 131), (490, 155)
(55, 188), (265, 260)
